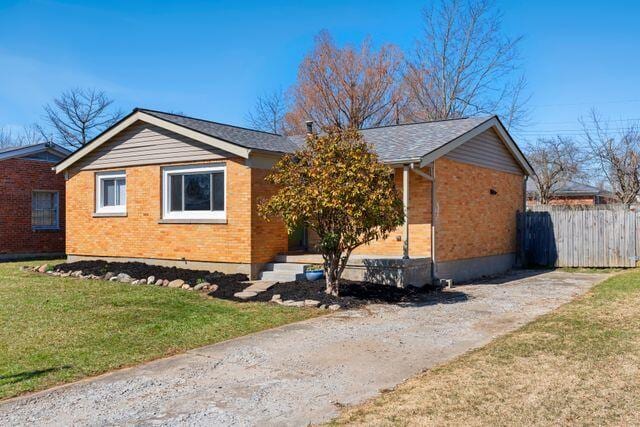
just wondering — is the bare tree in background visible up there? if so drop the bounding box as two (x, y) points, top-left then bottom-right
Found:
(247, 89), (289, 134)
(582, 110), (640, 206)
(284, 31), (405, 133)
(525, 137), (583, 204)
(43, 88), (122, 148)
(0, 127), (13, 148)
(0, 125), (48, 148)
(17, 124), (48, 146)
(403, 0), (529, 128)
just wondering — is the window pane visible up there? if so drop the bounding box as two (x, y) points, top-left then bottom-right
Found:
(184, 173), (211, 211)
(212, 172), (224, 211)
(32, 192), (56, 227)
(116, 179), (126, 206)
(103, 179), (116, 206)
(170, 174), (182, 211)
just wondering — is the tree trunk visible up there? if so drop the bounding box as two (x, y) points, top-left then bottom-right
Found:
(324, 255), (340, 296)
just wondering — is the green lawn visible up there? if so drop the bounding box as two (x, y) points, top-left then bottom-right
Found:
(0, 259), (319, 400)
(334, 269), (640, 426)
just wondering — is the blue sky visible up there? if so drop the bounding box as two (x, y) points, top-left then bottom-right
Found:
(1, 0), (639, 144)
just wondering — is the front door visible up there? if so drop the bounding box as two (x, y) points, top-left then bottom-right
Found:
(288, 225), (307, 252)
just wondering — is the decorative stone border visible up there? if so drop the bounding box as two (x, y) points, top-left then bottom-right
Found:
(23, 263), (220, 292)
(22, 263), (341, 310)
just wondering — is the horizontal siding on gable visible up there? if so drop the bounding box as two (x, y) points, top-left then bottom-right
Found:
(72, 121), (230, 171)
(445, 128), (523, 175)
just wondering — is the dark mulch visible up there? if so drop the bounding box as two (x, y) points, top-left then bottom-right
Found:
(53, 260), (435, 309)
(54, 260), (248, 287)
(250, 279), (433, 309)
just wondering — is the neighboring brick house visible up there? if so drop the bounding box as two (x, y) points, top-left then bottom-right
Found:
(0, 143), (71, 259)
(55, 109), (533, 285)
(526, 180), (616, 207)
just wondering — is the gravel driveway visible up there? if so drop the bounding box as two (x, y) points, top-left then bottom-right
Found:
(0, 270), (608, 426)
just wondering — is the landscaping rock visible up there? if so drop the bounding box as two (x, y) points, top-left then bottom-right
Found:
(109, 277), (119, 282)
(181, 284), (191, 290)
(209, 284), (219, 293)
(304, 299), (320, 307)
(131, 280), (140, 285)
(162, 279), (170, 286)
(283, 300), (305, 307)
(168, 279), (184, 288)
(328, 304), (341, 311)
(103, 272), (115, 280)
(117, 273), (132, 283)
(234, 291), (258, 300)
(71, 270), (83, 277)
(154, 279), (163, 286)
(319, 304), (327, 310)
(146, 276), (155, 285)
(271, 294), (282, 302)
(193, 282), (207, 291)
(37, 264), (49, 273)
(60, 272), (71, 278)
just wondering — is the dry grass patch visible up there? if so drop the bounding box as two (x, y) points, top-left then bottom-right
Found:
(333, 269), (640, 426)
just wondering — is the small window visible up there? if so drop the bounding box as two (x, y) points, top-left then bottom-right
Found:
(32, 191), (59, 229)
(162, 164), (225, 220)
(96, 171), (126, 214)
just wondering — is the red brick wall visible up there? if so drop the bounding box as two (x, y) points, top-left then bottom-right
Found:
(0, 158), (66, 255)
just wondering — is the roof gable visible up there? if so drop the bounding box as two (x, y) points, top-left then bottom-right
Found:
(0, 142), (70, 162)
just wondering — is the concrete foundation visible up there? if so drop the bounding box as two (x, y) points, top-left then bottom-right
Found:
(275, 254), (431, 288)
(66, 254), (256, 277)
(435, 253), (515, 283)
(0, 252), (65, 261)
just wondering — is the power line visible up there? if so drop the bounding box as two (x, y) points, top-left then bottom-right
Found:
(531, 99), (640, 108)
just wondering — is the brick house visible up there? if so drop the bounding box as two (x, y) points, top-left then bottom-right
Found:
(0, 142), (71, 259)
(526, 180), (616, 207)
(54, 109), (533, 285)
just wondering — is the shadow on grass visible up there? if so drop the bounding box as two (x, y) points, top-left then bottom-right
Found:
(0, 366), (72, 385)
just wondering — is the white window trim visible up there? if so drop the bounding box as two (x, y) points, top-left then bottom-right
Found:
(162, 163), (226, 220)
(32, 190), (60, 230)
(95, 171), (127, 214)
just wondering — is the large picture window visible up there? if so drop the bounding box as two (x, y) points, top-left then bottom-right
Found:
(32, 191), (59, 229)
(162, 164), (226, 220)
(96, 171), (126, 214)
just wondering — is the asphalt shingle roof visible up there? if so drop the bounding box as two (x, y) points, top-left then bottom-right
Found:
(526, 179), (611, 196)
(139, 109), (300, 154)
(142, 108), (494, 163)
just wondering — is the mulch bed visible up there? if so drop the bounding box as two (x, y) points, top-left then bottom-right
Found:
(251, 280), (432, 308)
(54, 260), (248, 287)
(52, 260), (434, 309)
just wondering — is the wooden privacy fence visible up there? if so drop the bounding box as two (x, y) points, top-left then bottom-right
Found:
(517, 205), (640, 268)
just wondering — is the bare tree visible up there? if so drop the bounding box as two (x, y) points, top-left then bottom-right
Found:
(0, 127), (14, 148)
(403, 0), (528, 128)
(284, 31), (405, 133)
(43, 88), (122, 148)
(247, 89), (289, 134)
(525, 137), (583, 204)
(582, 111), (640, 206)
(0, 124), (48, 148)
(16, 124), (48, 146)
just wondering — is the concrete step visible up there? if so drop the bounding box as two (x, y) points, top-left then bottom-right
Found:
(275, 254), (324, 264)
(265, 262), (306, 273)
(259, 270), (305, 282)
